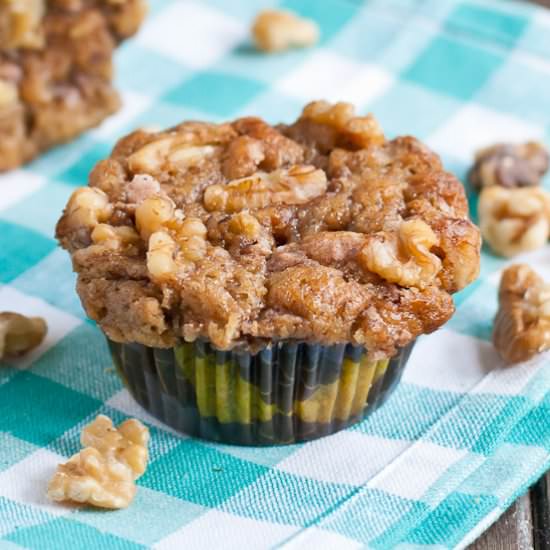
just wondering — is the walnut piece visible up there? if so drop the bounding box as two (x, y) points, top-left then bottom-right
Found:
(146, 217), (208, 281)
(2, 0), (46, 49)
(64, 187), (113, 229)
(252, 9), (319, 52)
(90, 224), (140, 252)
(493, 264), (550, 363)
(127, 135), (221, 174)
(203, 164), (327, 212)
(0, 79), (19, 108)
(0, 312), (47, 359)
(478, 186), (550, 257)
(47, 415), (149, 509)
(469, 142), (549, 190)
(300, 100), (385, 148)
(358, 219), (442, 289)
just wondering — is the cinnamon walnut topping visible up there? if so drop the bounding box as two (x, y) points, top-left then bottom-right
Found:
(0, 312), (47, 359)
(478, 186), (550, 257)
(252, 9), (319, 52)
(493, 264), (550, 363)
(359, 219), (442, 289)
(56, 101), (480, 355)
(47, 415), (149, 509)
(469, 142), (549, 190)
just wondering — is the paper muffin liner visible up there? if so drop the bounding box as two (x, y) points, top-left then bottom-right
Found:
(107, 338), (415, 446)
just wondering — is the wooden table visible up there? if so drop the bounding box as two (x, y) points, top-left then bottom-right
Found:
(471, 476), (549, 549)
(471, 1), (549, 544)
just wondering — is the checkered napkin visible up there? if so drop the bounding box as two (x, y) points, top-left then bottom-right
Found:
(1, 0), (550, 547)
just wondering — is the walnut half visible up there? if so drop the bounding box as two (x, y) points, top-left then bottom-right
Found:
(252, 9), (319, 52)
(478, 186), (550, 257)
(469, 142), (549, 190)
(493, 264), (550, 363)
(0, 312), (47, 359)
(47, 415), (149, 509)
(358, 219), (442, 289)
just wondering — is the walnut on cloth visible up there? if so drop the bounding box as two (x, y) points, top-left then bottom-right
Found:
(493, 264), (550, 364)
(0, 312), (47, 359)
(469, 142), (549, 190)
(478, 186), (550, 257)
(251, 9), (319, 52)
(47, 415), (149, 509)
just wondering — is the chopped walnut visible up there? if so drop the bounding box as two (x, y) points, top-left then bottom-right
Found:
(0, 312), (47, 359)
(478, 186), (550, 257)
(90, 224), (140, 252)
(64, 187), (113, 229)
(469, 142), (549, 190)
(146, 217), (208, 281)
(47, 415), (149, 509)
(299, 100), (385, 149)
(127, 134), (221, 174)
(251, 9), (319, 52)
(135, 195), (175, 241)
(0, 79), (19, 108)
(203, 165), (327, 212)
(493, 264), (550, 363)
(147, 230), (177, 280)
(358, 219), (442, 289)
(2, 0), (45, 49)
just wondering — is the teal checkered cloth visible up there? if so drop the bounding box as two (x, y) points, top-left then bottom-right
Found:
(1, 0), (550, 548)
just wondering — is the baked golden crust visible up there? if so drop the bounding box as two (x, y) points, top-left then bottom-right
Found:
(0, 0), (146, 170)
(57, 101), (481, 356)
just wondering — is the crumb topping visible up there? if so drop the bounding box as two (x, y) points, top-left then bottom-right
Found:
(57, 101), (481, 356)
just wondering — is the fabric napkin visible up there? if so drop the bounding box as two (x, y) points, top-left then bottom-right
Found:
(1, 0), (549, 548)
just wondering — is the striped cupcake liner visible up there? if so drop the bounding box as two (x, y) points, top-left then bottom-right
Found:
(107, 338), (415, 446)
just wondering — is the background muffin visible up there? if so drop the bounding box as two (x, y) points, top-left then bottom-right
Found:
(0, 0), (146, 171)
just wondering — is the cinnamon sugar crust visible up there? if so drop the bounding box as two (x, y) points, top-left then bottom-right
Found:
(56, 101), (481, 357)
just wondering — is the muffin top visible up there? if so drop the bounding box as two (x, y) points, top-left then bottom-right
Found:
(56, 101), (481, 356)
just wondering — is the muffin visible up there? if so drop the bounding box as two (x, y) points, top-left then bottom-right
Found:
(0, 0), (147, 171)
(56, 101), (481, 444)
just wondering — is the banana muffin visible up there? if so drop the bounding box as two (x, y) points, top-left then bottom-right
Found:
(0, 0), (146, 171)
(56, 101), (481, 444)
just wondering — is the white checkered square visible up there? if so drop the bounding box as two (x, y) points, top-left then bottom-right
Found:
(276, 50), (394, 107)
(137, 2), (246, 69)
(426, 103), (544, 163)
(0, 171), (46, 212)
(0, 448), (72, 517)
(283, 528), (362, 549)
(154, 510), (299, 550)
(404, 330), (500, 394)
(370, 441), (468, 500)
(0, 286), (82, 368)
(277, 432), (408, 486)
(90, 91), (151, 139)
